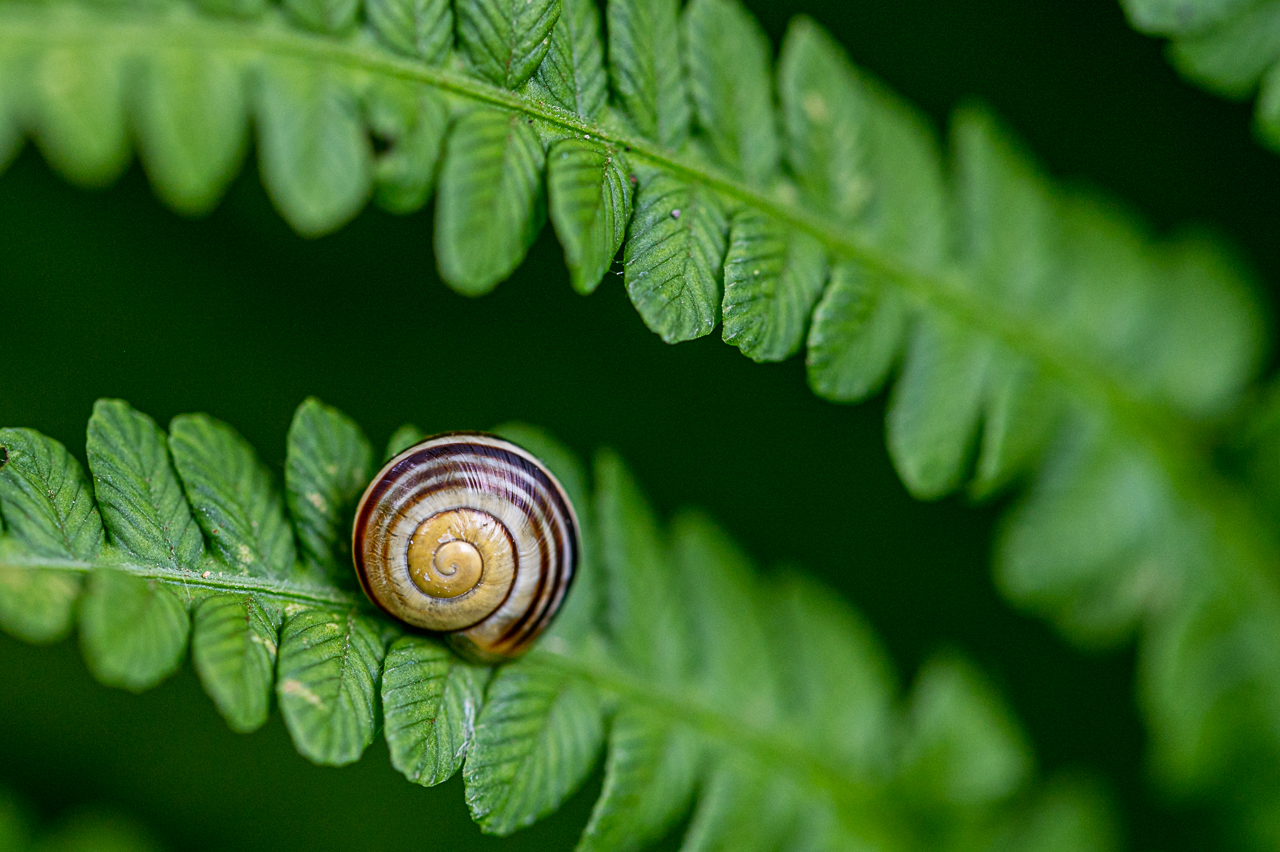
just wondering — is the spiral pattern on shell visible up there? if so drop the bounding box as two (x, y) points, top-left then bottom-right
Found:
(352, 433), (579, 661)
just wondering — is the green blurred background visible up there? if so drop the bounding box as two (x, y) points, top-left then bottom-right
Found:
(1, 0), (1276, 849)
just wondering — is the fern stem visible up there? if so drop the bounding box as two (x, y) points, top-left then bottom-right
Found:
(0, 552), (359, 608)
(526, 646), (889, 812)
(0, 551), (886, 810)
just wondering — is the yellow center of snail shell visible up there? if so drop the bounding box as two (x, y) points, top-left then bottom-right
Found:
(406, 508), (509, 601)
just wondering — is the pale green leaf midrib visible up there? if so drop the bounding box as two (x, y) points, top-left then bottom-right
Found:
(524, 649), (885, 814)
(0, 551), (357, 607)
(0, 548), (878, 811)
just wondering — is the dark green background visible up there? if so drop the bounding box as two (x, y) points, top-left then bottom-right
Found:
(1, 0), (1274, 849)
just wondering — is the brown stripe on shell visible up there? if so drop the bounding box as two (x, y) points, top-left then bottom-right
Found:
(350, 432), (580, 662)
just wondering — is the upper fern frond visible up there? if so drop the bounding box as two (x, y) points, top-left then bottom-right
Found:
(1, 0), (1278, 845)
(0, 399), (1120, 851)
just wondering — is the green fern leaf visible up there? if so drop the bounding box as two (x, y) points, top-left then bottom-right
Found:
(366, 0), (451, 61)
(256, 57), (371, 236)
(797, 72), (933, 406)
(531, 0), (607, 119)
(1169, 7), (1280, 99)
(0, 555), (81, 645)
(805, 262), (906, 403)
(606, 0), (689, 148)
(0, 0), (1275, 834)
(367, 79), (449, 215)
(548, 139), (633, 294)
(953, 107), (1056, 307)
(1123, 0), (1253, 32)
(1121, 0), (1280, 154)
(887, 316), (992, 500)
(382, 634), (489, 786)
(721, 212), (828, 362)
(899, 652), (1033, 808)
(680, 760), (796, 852)
(195, 0), (266, 18)
(435, 109), (547, 295)
(998, 774), (1121, 852)
(595, 450), (687, 681)
(133, 47), (247, 216)
(672, 512), (776, 715)
(169, 413), (298, 579)
(463, 663), (605, 834)
(773, 571), (896, 776)
(285, 398), (374, 581)
(284, 0), (359, 36)
(458, 0), (562, 89)
(623, 168), (728, 343)
(86, 400), (204, 571)
(383, 424), (428, 461)
(1143, 232), (1265, 415)
(887, 107), (1060, 500)
(30, 46), (128, 188)
(577, 708), (697, 852)
(0, 428), (103, 560)
(682, 0), (779, 187)
(947, 107), (1062, 492)
(191, 593), (280, 733)
(973, 358), (1060, 498)
(78, 568), (190, 692)
(276, 608), (385, 766)
(1139, 588), (1280, 799)
(859, 82), (949, 269)
(997, 430), (1177, 646)
(10, 0), (1267, 825)
(778, 17), (871, 221)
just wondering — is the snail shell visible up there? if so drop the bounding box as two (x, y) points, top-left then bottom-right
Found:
(351, 433), (580, 662)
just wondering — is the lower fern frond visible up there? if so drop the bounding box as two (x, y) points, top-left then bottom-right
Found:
(0, 399), (1120, 852)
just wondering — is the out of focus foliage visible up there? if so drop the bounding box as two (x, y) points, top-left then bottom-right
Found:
(1123, 0), (1280, 150)
(0, 787), (161, 852)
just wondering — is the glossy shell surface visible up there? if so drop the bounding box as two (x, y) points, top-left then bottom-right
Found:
(352, 433), (579, 661)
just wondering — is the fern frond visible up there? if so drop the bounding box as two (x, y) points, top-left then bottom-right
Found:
(0, 399), (1120, 851)
(0, 0), (1276, 843)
